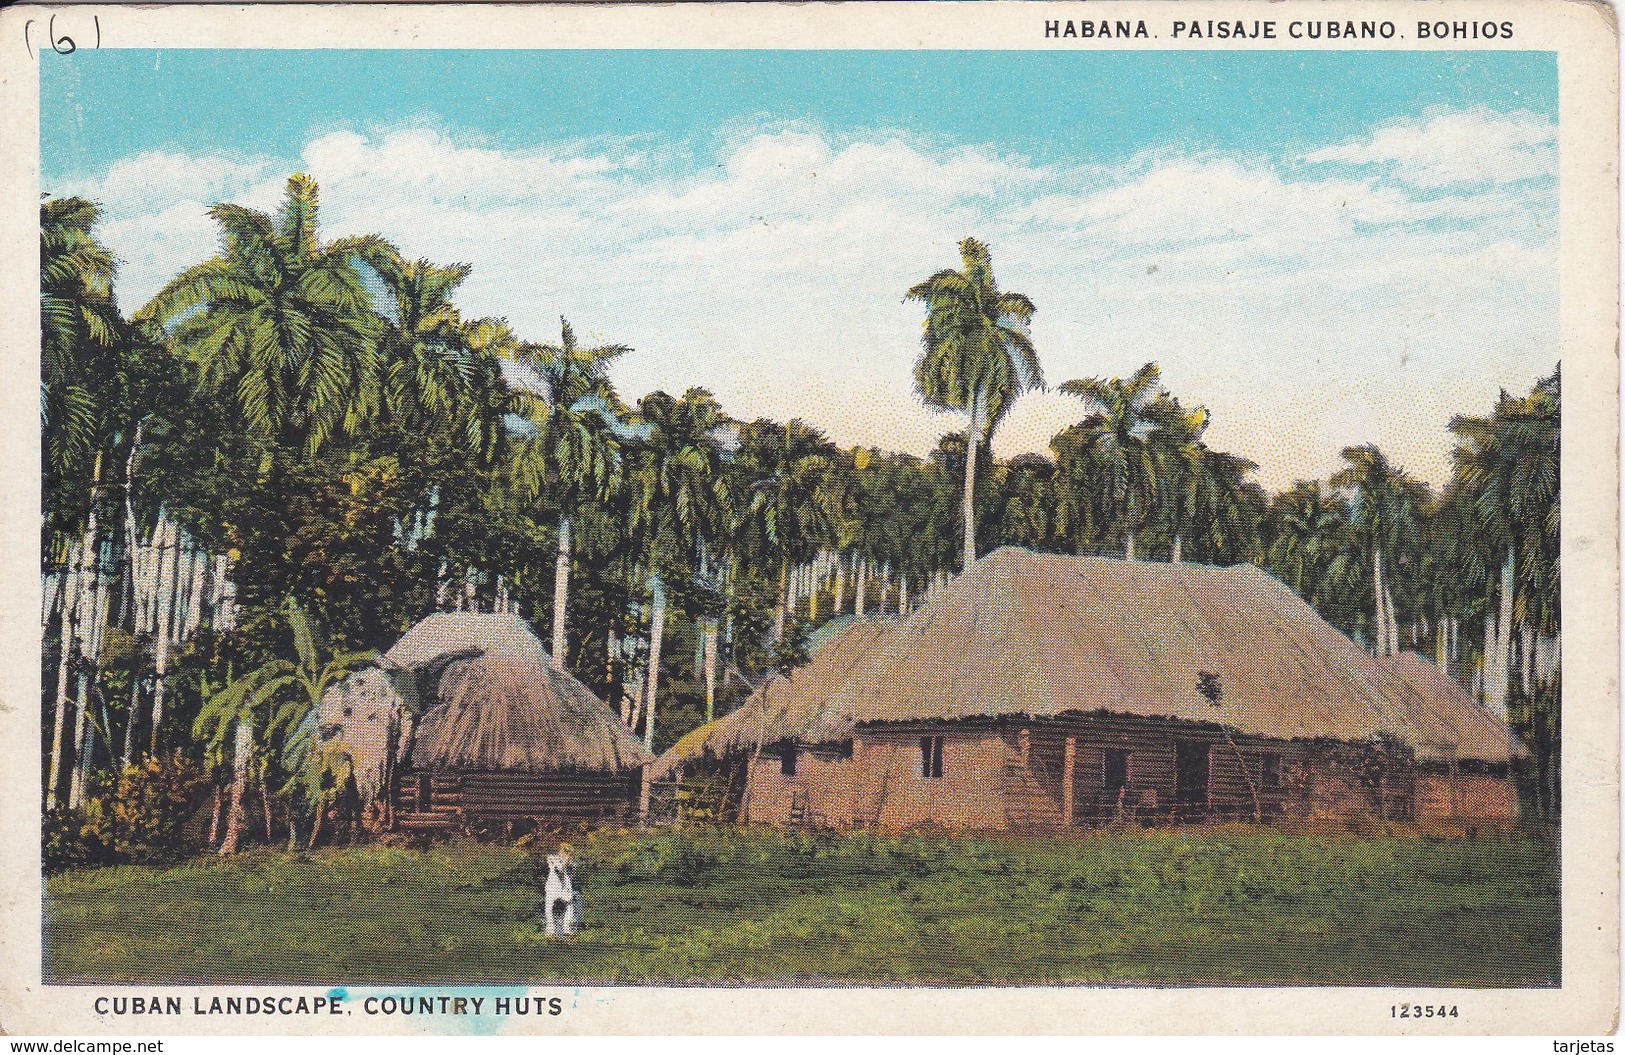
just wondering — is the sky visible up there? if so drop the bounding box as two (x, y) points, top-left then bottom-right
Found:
(41, 49), (1559, 489)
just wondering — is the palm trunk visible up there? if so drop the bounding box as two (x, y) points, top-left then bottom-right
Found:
(723, 554), (736, 652)
(46, 628), (73, 810)
(1383, 582), (1400, 657)
(122, 659), (140, 769)
(834, 553), (846, 614)
(703, 619), (719, 722)
(625, 663), (644, 728)
(963, 388), (983, 571)
(1124, 533), (1135, 561)
(1520, 623), (1534, 699)
(855, 557), (867, 617)
(610, 629), (624, 720)
(207, 783), (223, 845)
(1171, 535), (1182, 565)
(1436, 612), (1449, 668)
(68, 672), (92, 809)
(149, 517), (181, 754)
(68, 523), (114, 810)
(259, 760), (274, 842)
(52, 455), (104, 810)
(149, 644), (169, 754)
(551, 516), (571, 672)
(120, 423), (144, 769)
(219, 717), (253, 854)
(1483, 605), (1500, 713)
(1494, 543), (1515, 710)
(1371, 548), (1390, 656)
(643, 573), (666, 753)
(773, 558), (789, 643)
(1535, 631), (1560, 688)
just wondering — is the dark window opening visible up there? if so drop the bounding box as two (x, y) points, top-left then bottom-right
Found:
(1175, 741), (1211, 807)
(1261, 752), (1283, 791)
(416, 773), (432, 812)
(920, 735), (944, 779)
(1103, 748), (1131, 794)
(779, 743), (798, 777)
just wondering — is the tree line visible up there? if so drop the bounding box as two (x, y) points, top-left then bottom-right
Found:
(40, 176), (1561, 858)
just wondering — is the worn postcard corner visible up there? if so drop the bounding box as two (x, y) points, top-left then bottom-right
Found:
(0, 0), (1618, 1038)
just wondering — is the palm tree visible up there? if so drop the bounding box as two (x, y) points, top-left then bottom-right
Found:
(1188, 448), (1265, 566)
(1450, 373), (1560, 716)
(1056, 361), (1164, 559)
(993, 453), (1067, 553)
(742, 419), (843, 643)
(40, 199), (120, 811)
(906, 237), (1041, 572)
(41, 198), (120, 488)
(367, 252), (498, 447)
(511, 319), (629, 671)
(626, 389), (731, 752)
(193, 599), (371, 853)
(40, 200), (186, 806)
(1146, 393), (1210, 563)
(136, 174), (389, 458)
(1266, 481), (1351, 606)
(1417, 485), (1484, 672)
(1330, 445), (1428, 657)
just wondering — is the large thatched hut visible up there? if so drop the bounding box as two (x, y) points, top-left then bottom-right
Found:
(657, 547), (1525, 832)
(324, 613), (649, 833)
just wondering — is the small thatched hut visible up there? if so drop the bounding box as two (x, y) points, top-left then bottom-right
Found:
(658, 548), (1525, 832)
(334, 613), (649, 832)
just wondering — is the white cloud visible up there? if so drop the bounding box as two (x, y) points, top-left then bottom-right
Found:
(1301, 108), (1557, 189)
(64, 113), (1557, 489)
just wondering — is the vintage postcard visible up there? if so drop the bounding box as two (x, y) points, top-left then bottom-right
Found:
(0, 0), (1617, 1038)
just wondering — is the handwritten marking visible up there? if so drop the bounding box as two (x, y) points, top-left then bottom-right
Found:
(23, 13), (100, 58)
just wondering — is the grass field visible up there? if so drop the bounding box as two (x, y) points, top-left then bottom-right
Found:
(45, 826), (1560, 986)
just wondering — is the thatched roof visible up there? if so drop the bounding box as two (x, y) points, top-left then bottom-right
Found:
(648, 619), (895, 779)
(384, 612), (548, 672)
(389, 613), (650, 774)
(658, 548), (1522, 770)
(1377, 651), (1528, 761)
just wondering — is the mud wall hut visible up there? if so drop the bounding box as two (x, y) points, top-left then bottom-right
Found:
(657, 548), (1525, 832)
(310, 667), (412, 814)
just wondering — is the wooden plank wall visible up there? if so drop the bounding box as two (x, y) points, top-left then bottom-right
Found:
(1009, 716), (1299, 826)
(393, 769), (639, 828)
(883, 716), (1442, 829)
(722, 716), (1521, 835)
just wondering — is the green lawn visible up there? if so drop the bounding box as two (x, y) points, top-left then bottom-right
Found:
(45, 826), (1560, 986)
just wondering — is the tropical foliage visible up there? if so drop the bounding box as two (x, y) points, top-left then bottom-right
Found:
(39, 178), (1564, 858)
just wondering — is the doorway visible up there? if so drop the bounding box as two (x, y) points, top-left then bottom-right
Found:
(1174, 741), (1211, 814)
